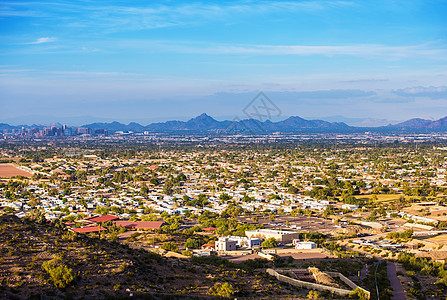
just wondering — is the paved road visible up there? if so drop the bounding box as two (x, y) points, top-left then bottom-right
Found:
(386, 261), (406, 300)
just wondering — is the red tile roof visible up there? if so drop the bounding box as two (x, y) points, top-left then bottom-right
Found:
(71, 226), (106, 233)
(85, 214), (119, 223)
(114, 221), (164, 230)
(201, 243), (216, 249)
(203, 227), (217, 231)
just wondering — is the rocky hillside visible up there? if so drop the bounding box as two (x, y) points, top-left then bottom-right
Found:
(0, 215), (299, 299)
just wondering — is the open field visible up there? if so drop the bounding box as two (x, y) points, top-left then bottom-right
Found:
(0, 163), (32, 178)
(428, 234), (447, 241)
(355, 194), (407, 203)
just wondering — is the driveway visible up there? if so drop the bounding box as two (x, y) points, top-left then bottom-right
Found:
(386, 261), (406, 300)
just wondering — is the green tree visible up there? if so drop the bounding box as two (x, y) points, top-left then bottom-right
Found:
(220, 193), (231, 201)
(261, 237), (278, 248)
(79, 198), (87, 208)
(48, 188), (59, 196)
(3, 207), (14, 214)
(287, 185), (298, 194)
(169, 222), (180, 231)
(161, 242), (179, 252)
(41, 256), (75, 288)
(208, 282), (235, 298)
(163, 180), (173, 195)
(140, 183), (149, 197)
(185, 238), (200, 249)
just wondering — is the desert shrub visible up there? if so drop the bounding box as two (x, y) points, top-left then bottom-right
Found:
(307, 290), (321, 299)
(208, 282), (235, 298)
(349, 287), (369, 300)
(41, 256), (75, 288)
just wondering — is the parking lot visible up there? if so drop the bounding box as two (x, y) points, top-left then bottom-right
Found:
(237, 215), (338, 233)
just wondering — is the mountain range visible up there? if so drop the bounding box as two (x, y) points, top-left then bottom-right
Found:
(84, 113), (353, 133)
(2, 113), (447, 134)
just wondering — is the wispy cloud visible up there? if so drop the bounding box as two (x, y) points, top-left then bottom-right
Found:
(103, 40), (447, 60)
(339, 78), (389, 83)
(12, 36), (447, 60)
(0, 68), (149, 80)
(27, 37), (56, 44)
(393, 86), (447, 99)
(192, 43), (447, 59)
(0, 1), (354, 31)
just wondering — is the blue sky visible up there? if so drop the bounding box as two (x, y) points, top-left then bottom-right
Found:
(1, 0), (447, 125)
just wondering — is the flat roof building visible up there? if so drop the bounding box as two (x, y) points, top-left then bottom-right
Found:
(215, 237), (237, 251)
(293, 240), (316, 249)
(245, 229), (299, 243)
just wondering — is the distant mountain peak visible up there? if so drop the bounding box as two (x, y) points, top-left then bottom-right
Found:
(192, 113), (215, 120)
(3, 114), (447, 134)
(391, 117), (446, 130)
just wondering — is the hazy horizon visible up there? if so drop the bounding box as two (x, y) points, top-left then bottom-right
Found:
(0, 110), (421, 128)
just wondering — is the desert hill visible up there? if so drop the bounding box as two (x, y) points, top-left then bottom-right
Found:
(0, 215), (298, 299)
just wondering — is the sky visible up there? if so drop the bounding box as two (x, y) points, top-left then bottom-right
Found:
(1, 0), (447, 126)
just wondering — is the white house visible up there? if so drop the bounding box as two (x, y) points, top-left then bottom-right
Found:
(215, 237), (237, 251)
(342, 204), (359, 210)
(293, 240), (316, 249)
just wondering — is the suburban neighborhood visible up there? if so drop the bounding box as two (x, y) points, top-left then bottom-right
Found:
(1, 138), (447, 299)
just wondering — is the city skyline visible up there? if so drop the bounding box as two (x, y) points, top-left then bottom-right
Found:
(1, 0), (447, 124)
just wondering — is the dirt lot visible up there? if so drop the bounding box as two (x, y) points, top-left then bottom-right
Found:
(0, 163), (32, 178)
(225, 249), (328, 262)
(238, 214), (338, 233)
(276, 252), (328, 260)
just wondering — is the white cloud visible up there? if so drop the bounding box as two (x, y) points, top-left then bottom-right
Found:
(103, 40), (446, 60)
(27, 37), (56, 44)
(186, 43), (447, 59)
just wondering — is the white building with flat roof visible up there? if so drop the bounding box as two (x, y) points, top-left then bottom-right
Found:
(245, 229), (299, 243)
(215, 237), (237, 251)
(227, 236), (261, 249)
(293, 240), (316, 249)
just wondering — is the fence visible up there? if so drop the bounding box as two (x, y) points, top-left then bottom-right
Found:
(266, 268), (370, 299)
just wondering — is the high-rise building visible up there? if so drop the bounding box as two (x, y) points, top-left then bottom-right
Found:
(43, 127), (53, 136)
(77, 127), (92, 135)
(94, 129), (108, 136)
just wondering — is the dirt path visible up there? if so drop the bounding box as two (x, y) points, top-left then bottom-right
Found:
(359, 263), (369, 280)
(386, 261), (406, 300)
